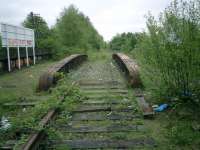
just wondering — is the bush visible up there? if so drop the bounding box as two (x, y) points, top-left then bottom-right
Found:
(134, 0), (200, 104)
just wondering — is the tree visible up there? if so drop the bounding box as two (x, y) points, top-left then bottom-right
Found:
(109, 32), (137, 51)
(54, 5), (104, 56)
(134, 0), (200, 103)
(22, 12), (51, 50)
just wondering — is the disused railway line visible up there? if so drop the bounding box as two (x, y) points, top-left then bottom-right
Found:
(2, 53), (155, 150)
(1, 54), (87, 150)
(22, 54), (88, 150)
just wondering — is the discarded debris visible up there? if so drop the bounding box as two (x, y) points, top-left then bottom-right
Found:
(152, 105), (159, 109)
(154, 104), (168, 112)
(107, 112), (112, 116)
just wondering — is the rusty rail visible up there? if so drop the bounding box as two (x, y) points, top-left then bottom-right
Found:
(21, 83), (77, 149)
(38, 54), (87, 91)
(22, 109), (58, 150)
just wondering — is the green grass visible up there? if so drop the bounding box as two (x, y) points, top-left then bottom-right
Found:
(0, 60), (58, 120)
(0, 60), (58, 146)
(0, 73), (83, 148)
(0, 60), (56, 102)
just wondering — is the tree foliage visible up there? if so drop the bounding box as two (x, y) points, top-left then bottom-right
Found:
(109, 32), (138, 51)
(134, 0), (200, 103)
(54, 5), (104, 57)
(22, 12), (54, 51)
(22, 5), (105, 59)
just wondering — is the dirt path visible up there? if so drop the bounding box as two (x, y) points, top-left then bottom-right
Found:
(47, 58), (157, 149)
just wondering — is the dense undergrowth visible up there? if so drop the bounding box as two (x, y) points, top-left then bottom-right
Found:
(134, 0), (200, 105)
(132, 0), (200, 148)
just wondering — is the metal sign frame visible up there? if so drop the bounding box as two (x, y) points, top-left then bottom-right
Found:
(0, 23), (36, 71)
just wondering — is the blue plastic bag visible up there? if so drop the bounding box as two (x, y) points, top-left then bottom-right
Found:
(154, 104), (168, 112)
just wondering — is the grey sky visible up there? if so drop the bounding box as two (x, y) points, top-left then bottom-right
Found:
(0, 0), (173, 41)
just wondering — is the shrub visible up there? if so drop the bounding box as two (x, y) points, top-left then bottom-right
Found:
(134, 0), (200, 104)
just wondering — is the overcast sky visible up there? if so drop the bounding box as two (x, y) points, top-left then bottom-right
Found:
(0, 0), (173, 41)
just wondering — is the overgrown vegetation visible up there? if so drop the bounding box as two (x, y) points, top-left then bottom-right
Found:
(23, 12), (54, 52)
(0, 61), (56, 146)
(1, 0), (200, 149)
(109, 32), (139, 52)
(108, 0), (200, 108)
(134, 0), (200, 105)
(137, 0), (200, 148)
(0, 74), (84, 148)
(109, 0), (200, 148)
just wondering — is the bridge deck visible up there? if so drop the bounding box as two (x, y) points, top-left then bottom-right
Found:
(47, 58), (156, 149)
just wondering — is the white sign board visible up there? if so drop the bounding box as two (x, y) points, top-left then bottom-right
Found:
(0, 23), (35, 47)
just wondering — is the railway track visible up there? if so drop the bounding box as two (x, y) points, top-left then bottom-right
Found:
(46, 54), (154, 149)
(2, 53), (155, 149)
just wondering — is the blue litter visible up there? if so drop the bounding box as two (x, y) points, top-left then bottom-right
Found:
(154, 104), (168, 112)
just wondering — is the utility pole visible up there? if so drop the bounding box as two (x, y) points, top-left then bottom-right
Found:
(30, 12), (40, 48)
(30, 12), (39, 65)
